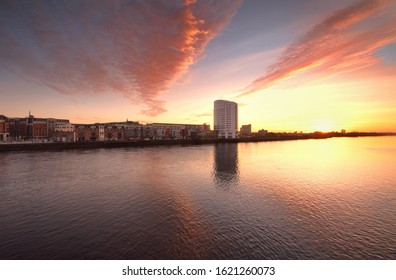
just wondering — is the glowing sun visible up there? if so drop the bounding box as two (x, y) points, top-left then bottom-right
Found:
(312, 119), (333, 132)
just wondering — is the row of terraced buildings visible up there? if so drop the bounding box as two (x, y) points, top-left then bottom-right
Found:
(0, 113), (212, 142)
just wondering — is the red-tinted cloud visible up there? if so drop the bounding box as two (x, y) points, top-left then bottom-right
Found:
(0, 0), (241, 116)
(240, 0), (396, 97)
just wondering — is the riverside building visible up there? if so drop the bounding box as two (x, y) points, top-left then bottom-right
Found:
(0, 115), (10, 141)
(150, 123), (209, 140)
(214, 100), (238, 139)
(9, 113), (48, 141)
(2, 112), (212, 142)
(240, 124), (252, 136)
(8, 113), (74, 142)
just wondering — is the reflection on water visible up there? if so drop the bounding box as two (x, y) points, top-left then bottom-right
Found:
(213, 143), (239, 187)
(1, 137), (396, 259)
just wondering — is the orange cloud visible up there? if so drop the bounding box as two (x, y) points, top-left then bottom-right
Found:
(240, 0), (396, 97)
(0, 0), (242, 116)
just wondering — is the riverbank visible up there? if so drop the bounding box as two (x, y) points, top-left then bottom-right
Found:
(0, 132), (394, 152)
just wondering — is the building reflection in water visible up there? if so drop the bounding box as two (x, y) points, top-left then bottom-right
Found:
(213, 143), (239, 188)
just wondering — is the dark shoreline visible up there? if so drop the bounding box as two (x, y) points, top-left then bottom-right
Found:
(0, 132), (394, 152)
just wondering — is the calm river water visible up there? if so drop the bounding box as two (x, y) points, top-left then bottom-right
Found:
(1, 136), (395, 259)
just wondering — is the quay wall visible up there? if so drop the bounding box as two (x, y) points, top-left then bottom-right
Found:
(0, 133), (393, 152)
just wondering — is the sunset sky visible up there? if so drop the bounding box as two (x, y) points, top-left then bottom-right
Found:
(1, 0), (396, 132)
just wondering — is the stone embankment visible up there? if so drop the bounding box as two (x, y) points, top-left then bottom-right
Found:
(0, 132), (393, 152)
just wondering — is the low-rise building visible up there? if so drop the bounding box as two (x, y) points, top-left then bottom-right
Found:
(0, 115), (10, 141)
(9, 118), (22, 140)
(9, 113), (48, 141)
(8, 113), (74, 141)
(48, 118), (74, 142)
(150, 123), (208, 139)
(104, 125), (124, 141)
(257, 129), (268, 136)
(240, 124), (252, 136)
(124, 124), (144, 140)
(4, 113), (217, 143)
(74, 123), (131, 142)
(74, 124), (100, 142)
(54, 122), (75, 142)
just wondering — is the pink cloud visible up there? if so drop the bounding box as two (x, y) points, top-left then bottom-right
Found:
(0, 0), (242, 116)
(240, 0), (396, 97)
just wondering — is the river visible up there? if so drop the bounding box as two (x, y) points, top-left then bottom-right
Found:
(1, 136), (395, 259)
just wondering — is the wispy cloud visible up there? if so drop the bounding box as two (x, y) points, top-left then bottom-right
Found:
(0, 0), (241, 116)
(239, 0), (396, 97)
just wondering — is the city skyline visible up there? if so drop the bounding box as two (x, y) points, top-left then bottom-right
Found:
(1, 0), (396, 132)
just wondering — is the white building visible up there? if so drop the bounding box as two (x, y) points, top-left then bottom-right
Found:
(214, 99), (238, 139)
(54, 122), (74, 133)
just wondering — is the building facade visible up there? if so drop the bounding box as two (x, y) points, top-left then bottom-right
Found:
(3, 113), (214, 142)
(29, 116), (48, 140)
(0, 115), (10, 141)
(240, 124), (252, 136)
(214, 100), (238, 139)
(8, 113), (73, 141)
(74, 123), (122, 142)
(9, 113), (48, 141)
(48, 118), (74, 142)
(8, 118), (22, 140)
(257, 129), (268, 136)
(150, 123), (209, 140)
(72, 122), (209, 142)
(74, 124), (100, 142)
